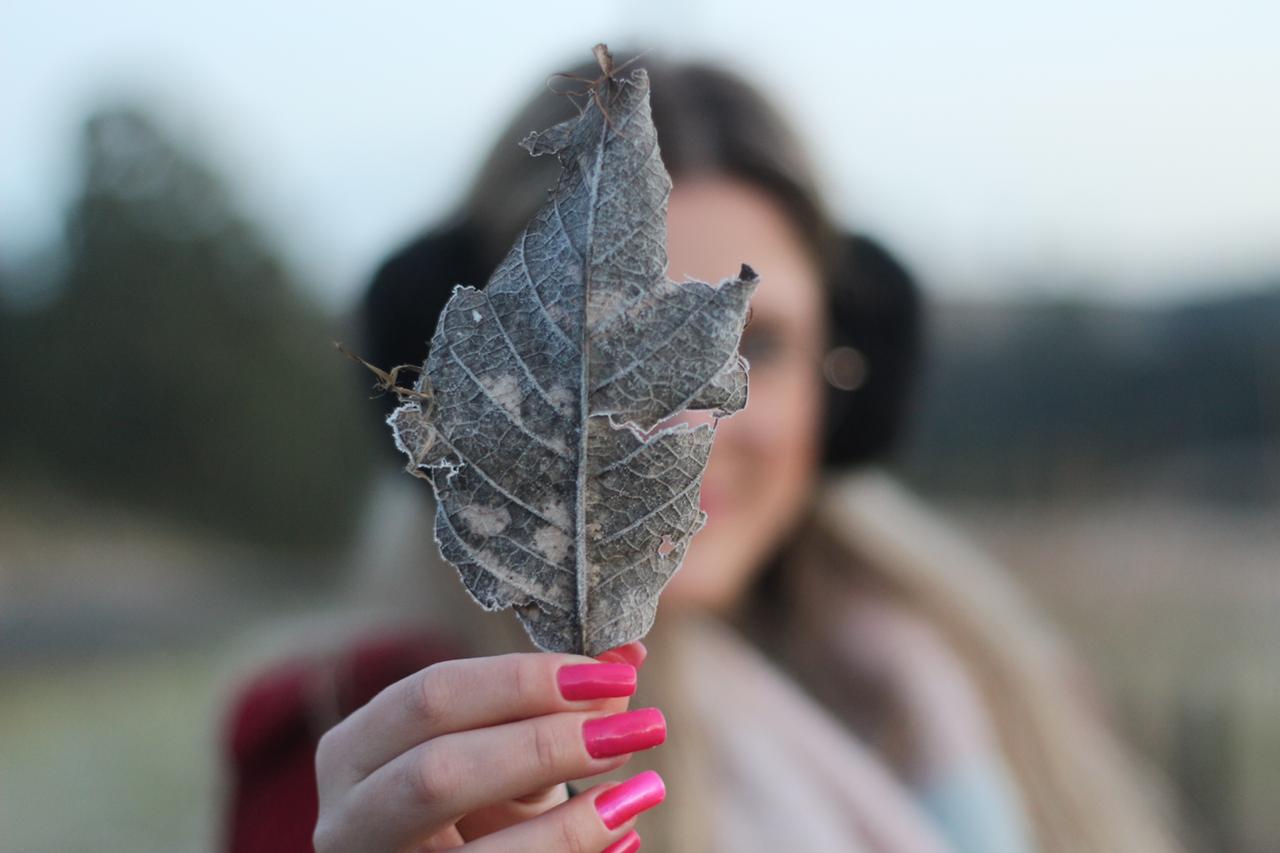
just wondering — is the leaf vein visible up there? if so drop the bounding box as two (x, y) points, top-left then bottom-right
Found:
(447, 348), (571, 459)
(434, 434), (571, 533)
(599, 478), (700, 545)
(517, 227), (575, 348)
(439, 508), (568, 609)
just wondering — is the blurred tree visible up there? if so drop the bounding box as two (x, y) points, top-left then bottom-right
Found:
(899, 286), (1280, 504)
(1, 105), (378, 550)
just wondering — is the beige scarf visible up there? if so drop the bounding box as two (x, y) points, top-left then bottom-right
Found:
(675, 612), (953, 853)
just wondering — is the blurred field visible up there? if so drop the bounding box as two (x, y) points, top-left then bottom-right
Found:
(1, 492), (1276, 852)
(0, 493), (343, 853)
(0, 649), (224, 852)
(954, 499), (1280, 852)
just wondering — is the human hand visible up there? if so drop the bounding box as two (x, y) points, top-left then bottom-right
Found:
(313, 641), (664, 852)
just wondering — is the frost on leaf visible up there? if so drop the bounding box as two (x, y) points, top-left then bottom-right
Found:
(387, 48), (758, 655)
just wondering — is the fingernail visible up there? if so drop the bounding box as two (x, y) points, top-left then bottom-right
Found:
(558, 662), (636, 701)
(594, 770), (666, 830)
(601, 829), (642, 853)
(583, 708), (666, 758)
(596, 640), (648, 669)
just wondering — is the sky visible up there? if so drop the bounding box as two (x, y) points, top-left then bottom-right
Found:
(4, 1), (1280, 308)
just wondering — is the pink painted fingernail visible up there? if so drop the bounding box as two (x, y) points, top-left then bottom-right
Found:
(596, 641), (648, 669)
(558, 662), (636, 701)
(583, 708), (666, 758)
(601, 829), (642, 853)
(594, 770), (666, 830)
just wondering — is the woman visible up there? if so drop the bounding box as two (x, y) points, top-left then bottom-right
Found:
(222, 48), (1182, 853)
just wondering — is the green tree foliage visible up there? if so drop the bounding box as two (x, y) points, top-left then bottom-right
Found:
(1, 105), (377, 549)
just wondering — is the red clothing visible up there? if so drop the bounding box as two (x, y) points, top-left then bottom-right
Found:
(220, 629), (463, 852)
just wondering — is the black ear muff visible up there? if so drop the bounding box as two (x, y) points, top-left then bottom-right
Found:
(357, 215), (491, 446)
(820, 233), (925, 470)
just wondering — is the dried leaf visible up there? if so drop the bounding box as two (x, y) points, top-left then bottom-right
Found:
(388, 50), (759, 655)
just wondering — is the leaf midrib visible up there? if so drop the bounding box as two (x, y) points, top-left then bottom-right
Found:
(575, 91), (612, 654)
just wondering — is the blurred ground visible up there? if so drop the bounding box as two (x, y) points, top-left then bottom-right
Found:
(1, 491), (1275, 852)
(953, 499), (1280, 852)
(0, 492), (343, 853)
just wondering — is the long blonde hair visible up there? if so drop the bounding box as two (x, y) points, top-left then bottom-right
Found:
(346, 46), (1185, 853)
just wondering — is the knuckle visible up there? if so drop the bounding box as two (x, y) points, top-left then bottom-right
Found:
(405, 662), (450, 729)
(555, 812), (595, 853)
(530, 716), (569, 778)
(510, 653), (546, 709)
(410, 740), (459, 806)
(311, 811), (344, 853)
(313, 722), (358, 795)
(311, 822), (334, 853)
(313, 724), (341, 776)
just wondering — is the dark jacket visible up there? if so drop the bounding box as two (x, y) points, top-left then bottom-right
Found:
(221, 629), (463, 852)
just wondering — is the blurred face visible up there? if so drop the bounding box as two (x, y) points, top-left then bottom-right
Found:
(660, 176), (828, 612)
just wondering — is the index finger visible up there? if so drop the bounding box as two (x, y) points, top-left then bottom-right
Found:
(319, 651), (637, 781)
